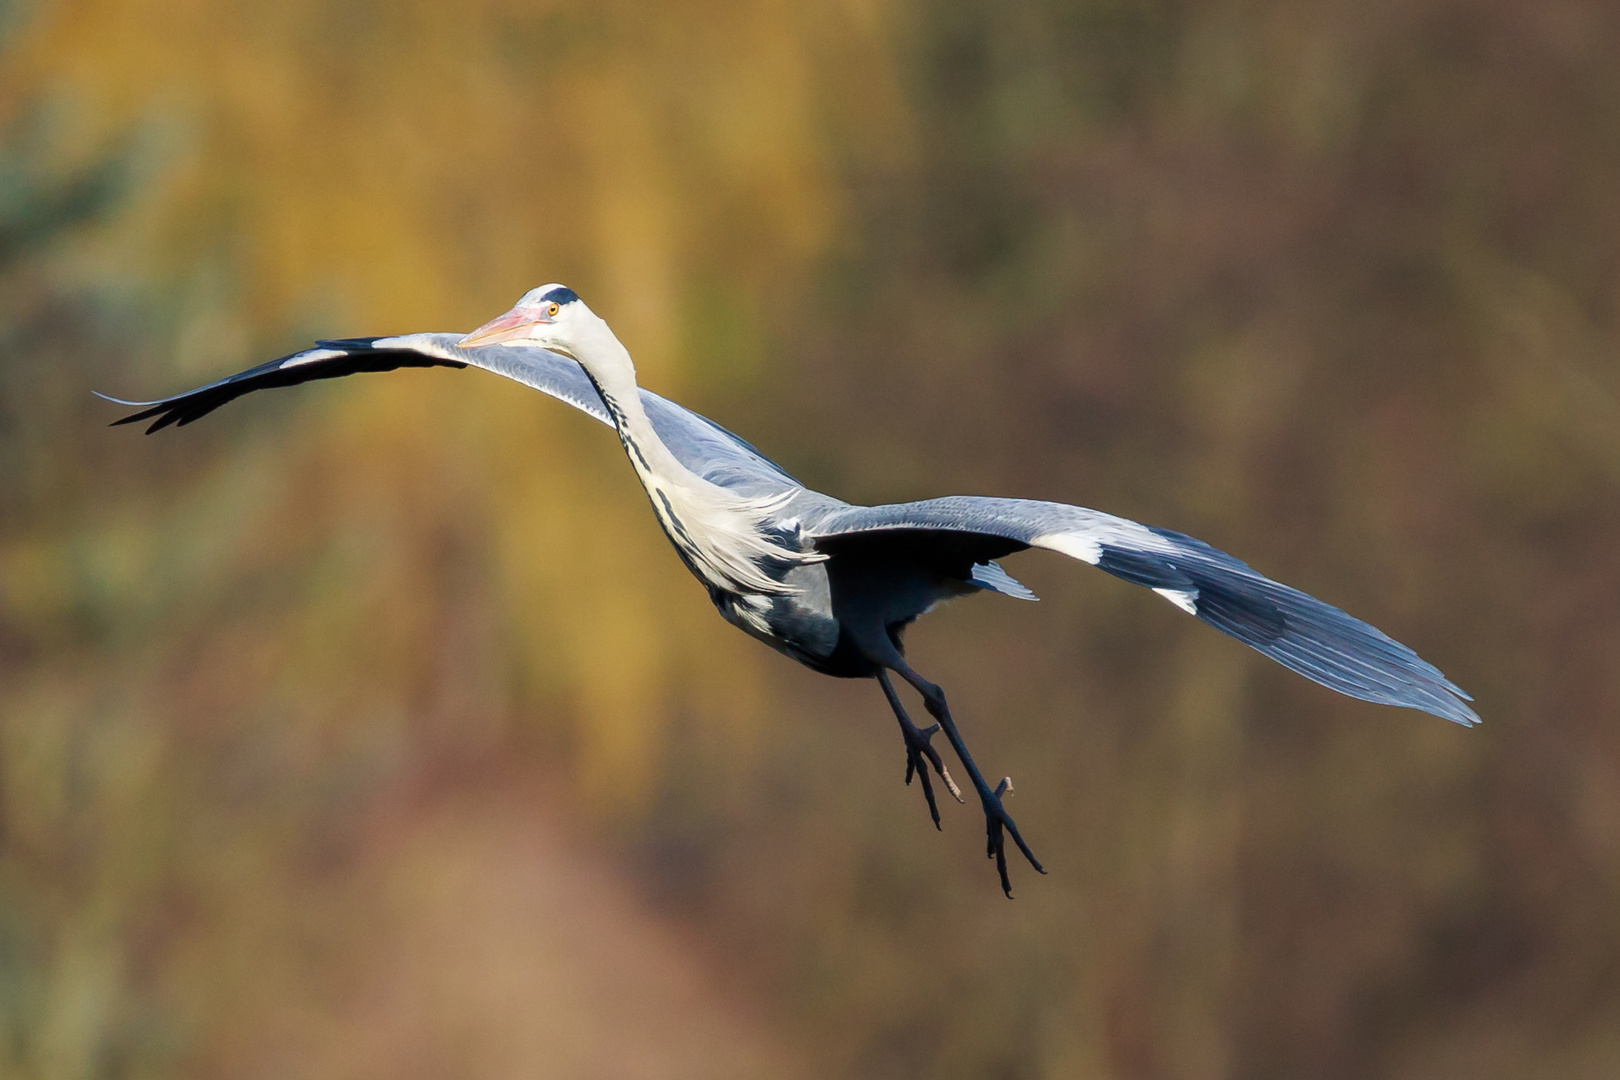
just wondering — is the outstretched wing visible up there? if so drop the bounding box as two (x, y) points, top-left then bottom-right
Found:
(99, 332), (801, 490)
(99, 334), (608, 432)
(808, 496), (1479, 726)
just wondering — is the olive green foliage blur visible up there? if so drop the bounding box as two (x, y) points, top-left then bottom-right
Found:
(3, 1), (1619, 1077)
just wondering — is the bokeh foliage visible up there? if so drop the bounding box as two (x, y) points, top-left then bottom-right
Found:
(3, 0), (1619, 1077)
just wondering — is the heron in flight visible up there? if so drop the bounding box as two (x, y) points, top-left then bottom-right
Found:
(103, 284), (1477, 896)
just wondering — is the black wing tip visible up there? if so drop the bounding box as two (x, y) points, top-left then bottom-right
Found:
(100, 391), (213, 433)
(95, 391), (172, 430)
(95, 338), (468, 435)
(96, 341), (372, 434)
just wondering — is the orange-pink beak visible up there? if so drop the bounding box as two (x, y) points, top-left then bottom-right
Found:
(458, 306), (543, 348)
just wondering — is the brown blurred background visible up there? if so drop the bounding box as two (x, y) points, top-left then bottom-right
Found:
(3, 0), (1619, 1076)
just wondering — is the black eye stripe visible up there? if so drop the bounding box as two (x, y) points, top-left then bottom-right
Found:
(540, 286), (580, 306)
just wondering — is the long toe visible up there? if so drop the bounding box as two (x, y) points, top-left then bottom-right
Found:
(906, 745), (943, 829)
(986, 817), (1014, 897)
(1002, 813), (1045, 876)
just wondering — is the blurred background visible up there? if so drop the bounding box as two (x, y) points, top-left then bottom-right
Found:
(3, 0), (1618, 1076)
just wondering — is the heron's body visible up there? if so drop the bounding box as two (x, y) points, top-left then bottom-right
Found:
(104, 286), (1478, 895)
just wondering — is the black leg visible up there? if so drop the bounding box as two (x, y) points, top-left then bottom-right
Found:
(876, 669), (963, 828)
(891, 659), (1046, 898)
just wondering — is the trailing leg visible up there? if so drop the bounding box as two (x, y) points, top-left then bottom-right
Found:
(892, 659), (1045, 897)
(876, 669), (963, 828)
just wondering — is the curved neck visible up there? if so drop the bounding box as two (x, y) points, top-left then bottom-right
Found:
(570, 315), (691, 488)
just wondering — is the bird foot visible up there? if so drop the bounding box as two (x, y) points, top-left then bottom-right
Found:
(983, 776), (1045, 898)
(901, 718), (964, 828)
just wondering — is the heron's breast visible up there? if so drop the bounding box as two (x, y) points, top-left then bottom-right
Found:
(709, 561), (839, 665)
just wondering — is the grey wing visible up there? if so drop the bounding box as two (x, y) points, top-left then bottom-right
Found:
(808, 496), (1479, 727)
(98, 332), (801, 490)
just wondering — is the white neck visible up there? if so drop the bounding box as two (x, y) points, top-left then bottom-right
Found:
(566, 315), (683, 480)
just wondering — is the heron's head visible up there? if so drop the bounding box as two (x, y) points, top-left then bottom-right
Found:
(457, 284), (604, 362)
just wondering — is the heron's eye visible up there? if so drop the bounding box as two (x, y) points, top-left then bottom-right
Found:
(546, 302), (561, 318)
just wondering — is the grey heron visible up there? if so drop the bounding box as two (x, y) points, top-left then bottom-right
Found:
(102, 284), (1478, 896)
